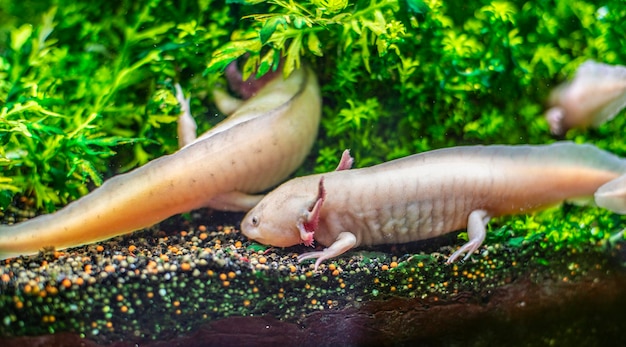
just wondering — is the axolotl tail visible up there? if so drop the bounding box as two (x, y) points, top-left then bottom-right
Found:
(595, 174), (626, 214)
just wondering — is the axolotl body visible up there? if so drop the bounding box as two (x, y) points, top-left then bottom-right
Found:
(0, 65), (321, 260)
(241, 142), (626, 269)
(546, 60), (626, 136)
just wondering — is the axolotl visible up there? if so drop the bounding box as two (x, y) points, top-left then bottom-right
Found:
(546, 60), (626, 136)
(241, 142), (626, 269)
(0, 65), (321, 260)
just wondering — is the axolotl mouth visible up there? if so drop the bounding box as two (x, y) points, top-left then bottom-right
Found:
(240, 210), (302, 248)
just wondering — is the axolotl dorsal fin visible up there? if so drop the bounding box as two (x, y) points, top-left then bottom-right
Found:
(335, 149), (354, 171)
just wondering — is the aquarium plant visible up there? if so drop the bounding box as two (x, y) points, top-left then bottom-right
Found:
(1, 0), (625, 249)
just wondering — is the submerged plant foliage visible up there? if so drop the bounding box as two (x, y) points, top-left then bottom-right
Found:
(1, 0), (626, 249)
(0, 0), (231, 211)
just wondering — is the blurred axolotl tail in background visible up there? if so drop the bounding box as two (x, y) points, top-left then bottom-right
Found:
(546, 60), (626, 136)
(242, 142), (626, 270)
(0, 64), (322, 260)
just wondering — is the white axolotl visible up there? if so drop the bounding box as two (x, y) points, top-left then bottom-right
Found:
(546, 60), (626, 136)
(241, 143), (626, 269)
(0, 65), (321, 260)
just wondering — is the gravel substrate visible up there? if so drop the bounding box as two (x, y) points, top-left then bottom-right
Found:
(1, 208), (626, 346)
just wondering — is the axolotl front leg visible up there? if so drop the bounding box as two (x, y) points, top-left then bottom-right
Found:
(175, 83), (198, 148)
(298, 232), (357, 270)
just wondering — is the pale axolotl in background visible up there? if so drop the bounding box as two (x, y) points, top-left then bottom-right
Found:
(546, 60), (626, 136)
(241, 142), (626, 269)
(0, 64), (321, 260)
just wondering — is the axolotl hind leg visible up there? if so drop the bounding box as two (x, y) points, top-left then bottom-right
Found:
(447, 209), (490, 263)
(595, 174), (626, 214)
(212, 88), (244, 116)
(205, 191), (266, 212)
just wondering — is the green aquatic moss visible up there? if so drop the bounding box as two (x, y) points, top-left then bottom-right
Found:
(0, 0), (231, 211)
(2, 0), (626, 248)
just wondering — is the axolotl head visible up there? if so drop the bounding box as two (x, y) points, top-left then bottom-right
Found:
(241, 177), (326, 248)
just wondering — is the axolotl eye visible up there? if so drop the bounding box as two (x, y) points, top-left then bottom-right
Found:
(251, 216), (259, 227)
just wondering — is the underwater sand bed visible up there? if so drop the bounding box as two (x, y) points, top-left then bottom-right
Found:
(0, 210), (625, 346)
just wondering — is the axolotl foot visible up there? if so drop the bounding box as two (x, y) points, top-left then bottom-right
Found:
(447, 209), (490, 263)
(297, 232), (357, 270)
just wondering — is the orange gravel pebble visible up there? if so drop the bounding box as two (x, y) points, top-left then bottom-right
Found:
(180, 263), (191, 271)
(96, 245), (104, 252)
(46, 285), (58, 296)
(61, 278), (72, 288)
(104, 265), (116, 273)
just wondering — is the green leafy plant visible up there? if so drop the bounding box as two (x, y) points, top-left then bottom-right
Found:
(207, 0), (414, 78)
(206, 0), (626, 247)
(2, 0), (626, 251)
(0, 0), (232, 211)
